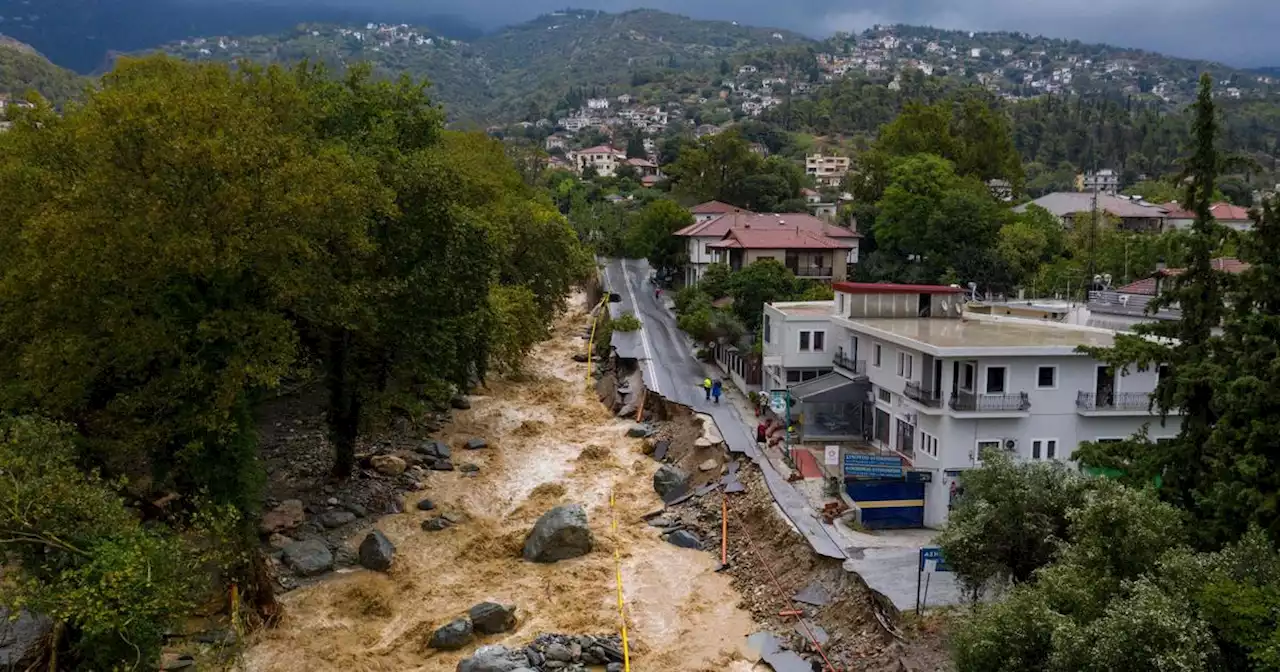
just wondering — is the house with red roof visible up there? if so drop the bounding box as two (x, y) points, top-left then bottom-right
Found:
(675, 211), (860, 286)
(568, 145), (625, 177)
(707, 221), (857, 283)
(1161, 202), (1254, 232)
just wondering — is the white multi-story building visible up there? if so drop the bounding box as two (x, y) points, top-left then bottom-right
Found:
(762, 302), (838, 391)
(781, 282), (1178, 528)
(569, 145), (626, 177)
(805, 154), (851, 188)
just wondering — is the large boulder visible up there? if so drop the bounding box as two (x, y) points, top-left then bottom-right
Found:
(428, 618), (474, 650)
(522, 504), (594, 563)
(318, 511), (356, 528)
(464, 438), (489, 450)
(0, 608), (52, 668)
(282, 539), (334, 576)
(358, 530), (396, 571)
(456, 645), (534, 672)
(664, 530), (703, 550)
(468, 602), (517, 635)
(652, 465), (690, 500)
(370, 455), (407, 476)
(260, 499), (305, 534)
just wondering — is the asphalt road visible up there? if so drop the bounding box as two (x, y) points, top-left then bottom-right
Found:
(600, 258), (847, 560)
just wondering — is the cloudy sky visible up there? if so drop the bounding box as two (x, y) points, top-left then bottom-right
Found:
(313, 0), (1279, 67)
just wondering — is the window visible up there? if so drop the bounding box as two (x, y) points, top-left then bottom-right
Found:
(962, 363), (975, 390)
(874, 409), (891, 445)
(799, 331), (811, 351)
(1096, 438), (1123, 444)
(837, 293), (846, 316)
(704, 243), (712, 256)
(986, 366), (1007, 394)
(812, 331), (825, 352)
(873, 344), (882, 367)
(1031, 439), (1058, 461)
(1155, 437), (1176, 445)
(975, 440), (1001, 463)
(787, 370), (801, 383)
(897, 352), (913, 378)
(1037, 366), (1057, 389)
(878, 387), (892, 403)
(920, 431), (939, 458)
(763, 315), (771, 344)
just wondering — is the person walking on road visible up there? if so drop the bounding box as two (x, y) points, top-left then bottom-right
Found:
(712, 379), (723, 404)
(702, 377), (712, 400)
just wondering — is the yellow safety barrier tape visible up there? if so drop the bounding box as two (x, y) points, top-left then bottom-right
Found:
(609, 488), (633, 671)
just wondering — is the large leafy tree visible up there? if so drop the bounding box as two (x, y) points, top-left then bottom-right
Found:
(624, 198), (693, 278)
(0, 56), (382, 509)
(873, 153), (1012, 287)
(663, 129), (804, 211)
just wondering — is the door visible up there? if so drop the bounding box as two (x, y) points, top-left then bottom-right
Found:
(1096, 366), (1115, 407)
(918, 293), (931, 317)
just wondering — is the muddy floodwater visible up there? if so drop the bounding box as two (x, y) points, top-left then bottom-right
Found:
(242, 297), (762, 671)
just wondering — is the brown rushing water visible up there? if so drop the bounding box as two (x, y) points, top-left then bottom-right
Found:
(241, 297), (762, 672)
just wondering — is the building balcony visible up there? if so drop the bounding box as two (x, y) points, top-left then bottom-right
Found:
(950, 391), (1031, 413)
(903, 381), (944, 408)
(1076, 391), (1154, 415)
(832, 351), (865, 376)
(789, 265), (835, 278)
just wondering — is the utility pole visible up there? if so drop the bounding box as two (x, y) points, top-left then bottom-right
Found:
(1088, 164), (1099, 293)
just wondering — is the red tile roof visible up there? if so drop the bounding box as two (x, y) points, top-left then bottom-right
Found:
(625, 157), (656, 168)
(1160, 202), (1252, 221)
(689, 200), (743, 214)
(1117, 257), (1251, 296)
(576, 145), (623, 155)
(832, 282), (966, 295)
(1211, 203), (1251, 221)
(675, 211), (859, 239)
(708, 228), (852, 250)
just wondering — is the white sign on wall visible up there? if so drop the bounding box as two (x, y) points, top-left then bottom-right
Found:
(824, 445), (840, 466)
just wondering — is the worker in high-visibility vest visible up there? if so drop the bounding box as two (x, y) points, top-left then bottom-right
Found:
(702, 377), (712, 400)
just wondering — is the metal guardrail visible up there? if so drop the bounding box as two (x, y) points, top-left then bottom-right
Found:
(1076, 391), (1153, 411)
(903, 381), (943, 408)
(950, 391), (1031, 412)
(790, 265), (835, 277)
(832, 351), (865, 375)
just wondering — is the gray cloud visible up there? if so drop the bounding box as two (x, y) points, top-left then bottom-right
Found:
(235, 0), (1280, 66)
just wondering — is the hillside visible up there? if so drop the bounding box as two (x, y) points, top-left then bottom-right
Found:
(144, 9), (811, 122)
(0, 36), (88, 106)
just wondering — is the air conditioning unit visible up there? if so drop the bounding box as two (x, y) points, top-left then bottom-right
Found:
(1003, 438), (1018, 452)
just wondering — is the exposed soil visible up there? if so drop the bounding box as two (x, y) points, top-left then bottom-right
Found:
(240, 295), (764, 672)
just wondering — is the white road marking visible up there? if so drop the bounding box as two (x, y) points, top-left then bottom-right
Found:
(619, 259), (661, 396)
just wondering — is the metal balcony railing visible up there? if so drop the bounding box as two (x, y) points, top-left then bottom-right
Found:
(1076, 391), (1153, 412)
(832, 351), (865, 375)
(903, 381), (944, 408)
(789, 265), (835, 278)
(950, 391), (1031, 412)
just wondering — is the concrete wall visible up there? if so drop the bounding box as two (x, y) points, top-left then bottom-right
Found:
(838, 290), (963, 319)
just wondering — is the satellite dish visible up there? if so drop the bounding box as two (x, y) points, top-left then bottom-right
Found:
(940, 299), (951, 313)
(953, 301), (963, 315)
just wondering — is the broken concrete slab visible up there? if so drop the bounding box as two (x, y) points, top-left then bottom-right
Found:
(724, 478), (746, 494)
(762, 648), (811, 672)
(794, 621), (829, 646)
(652, 440), (670, 461)
(693, 482), (720, 497)
(793, 582), (833, 607)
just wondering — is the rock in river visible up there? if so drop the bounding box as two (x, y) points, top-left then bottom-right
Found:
(282, 539), (333, 576)
(468, 602), (517, 635)
(464, 437), (489, 450)
(0, 608), (52, 669)
(370, 454), (407, 476)
(416, 498), (436, 511)
(626, 423), (653, 438)
(522, 504), (594, 563)
(358, 530), (396, 571)
(652, 465), (690, 500)
(457, 645), (534, 672)
(260, 499), (305, 534)
(664, 529), (703, 550)
(451, 394), (472, 410)
(318, 510), (356, 529)
(428, 617), (474, 650)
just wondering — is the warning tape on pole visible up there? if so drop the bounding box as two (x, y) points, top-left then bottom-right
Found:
(608, 488), (633, 672)
(586, 296), (608, 386)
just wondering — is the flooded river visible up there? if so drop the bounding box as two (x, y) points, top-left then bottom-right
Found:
(242, 297), (761, 671)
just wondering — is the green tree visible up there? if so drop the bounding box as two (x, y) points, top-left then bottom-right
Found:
(728, 259), (796, 330)
(626, 130), (646, 159)
(999, 204), (1066, 287)
(1078, 74), (1234, 543)
(937, 453), (1091, 594)
(698, 262), (733, 299)
(624, 199), (693, 277)
(874, 153), (1011, 286)
(0, 415), (233, 668)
